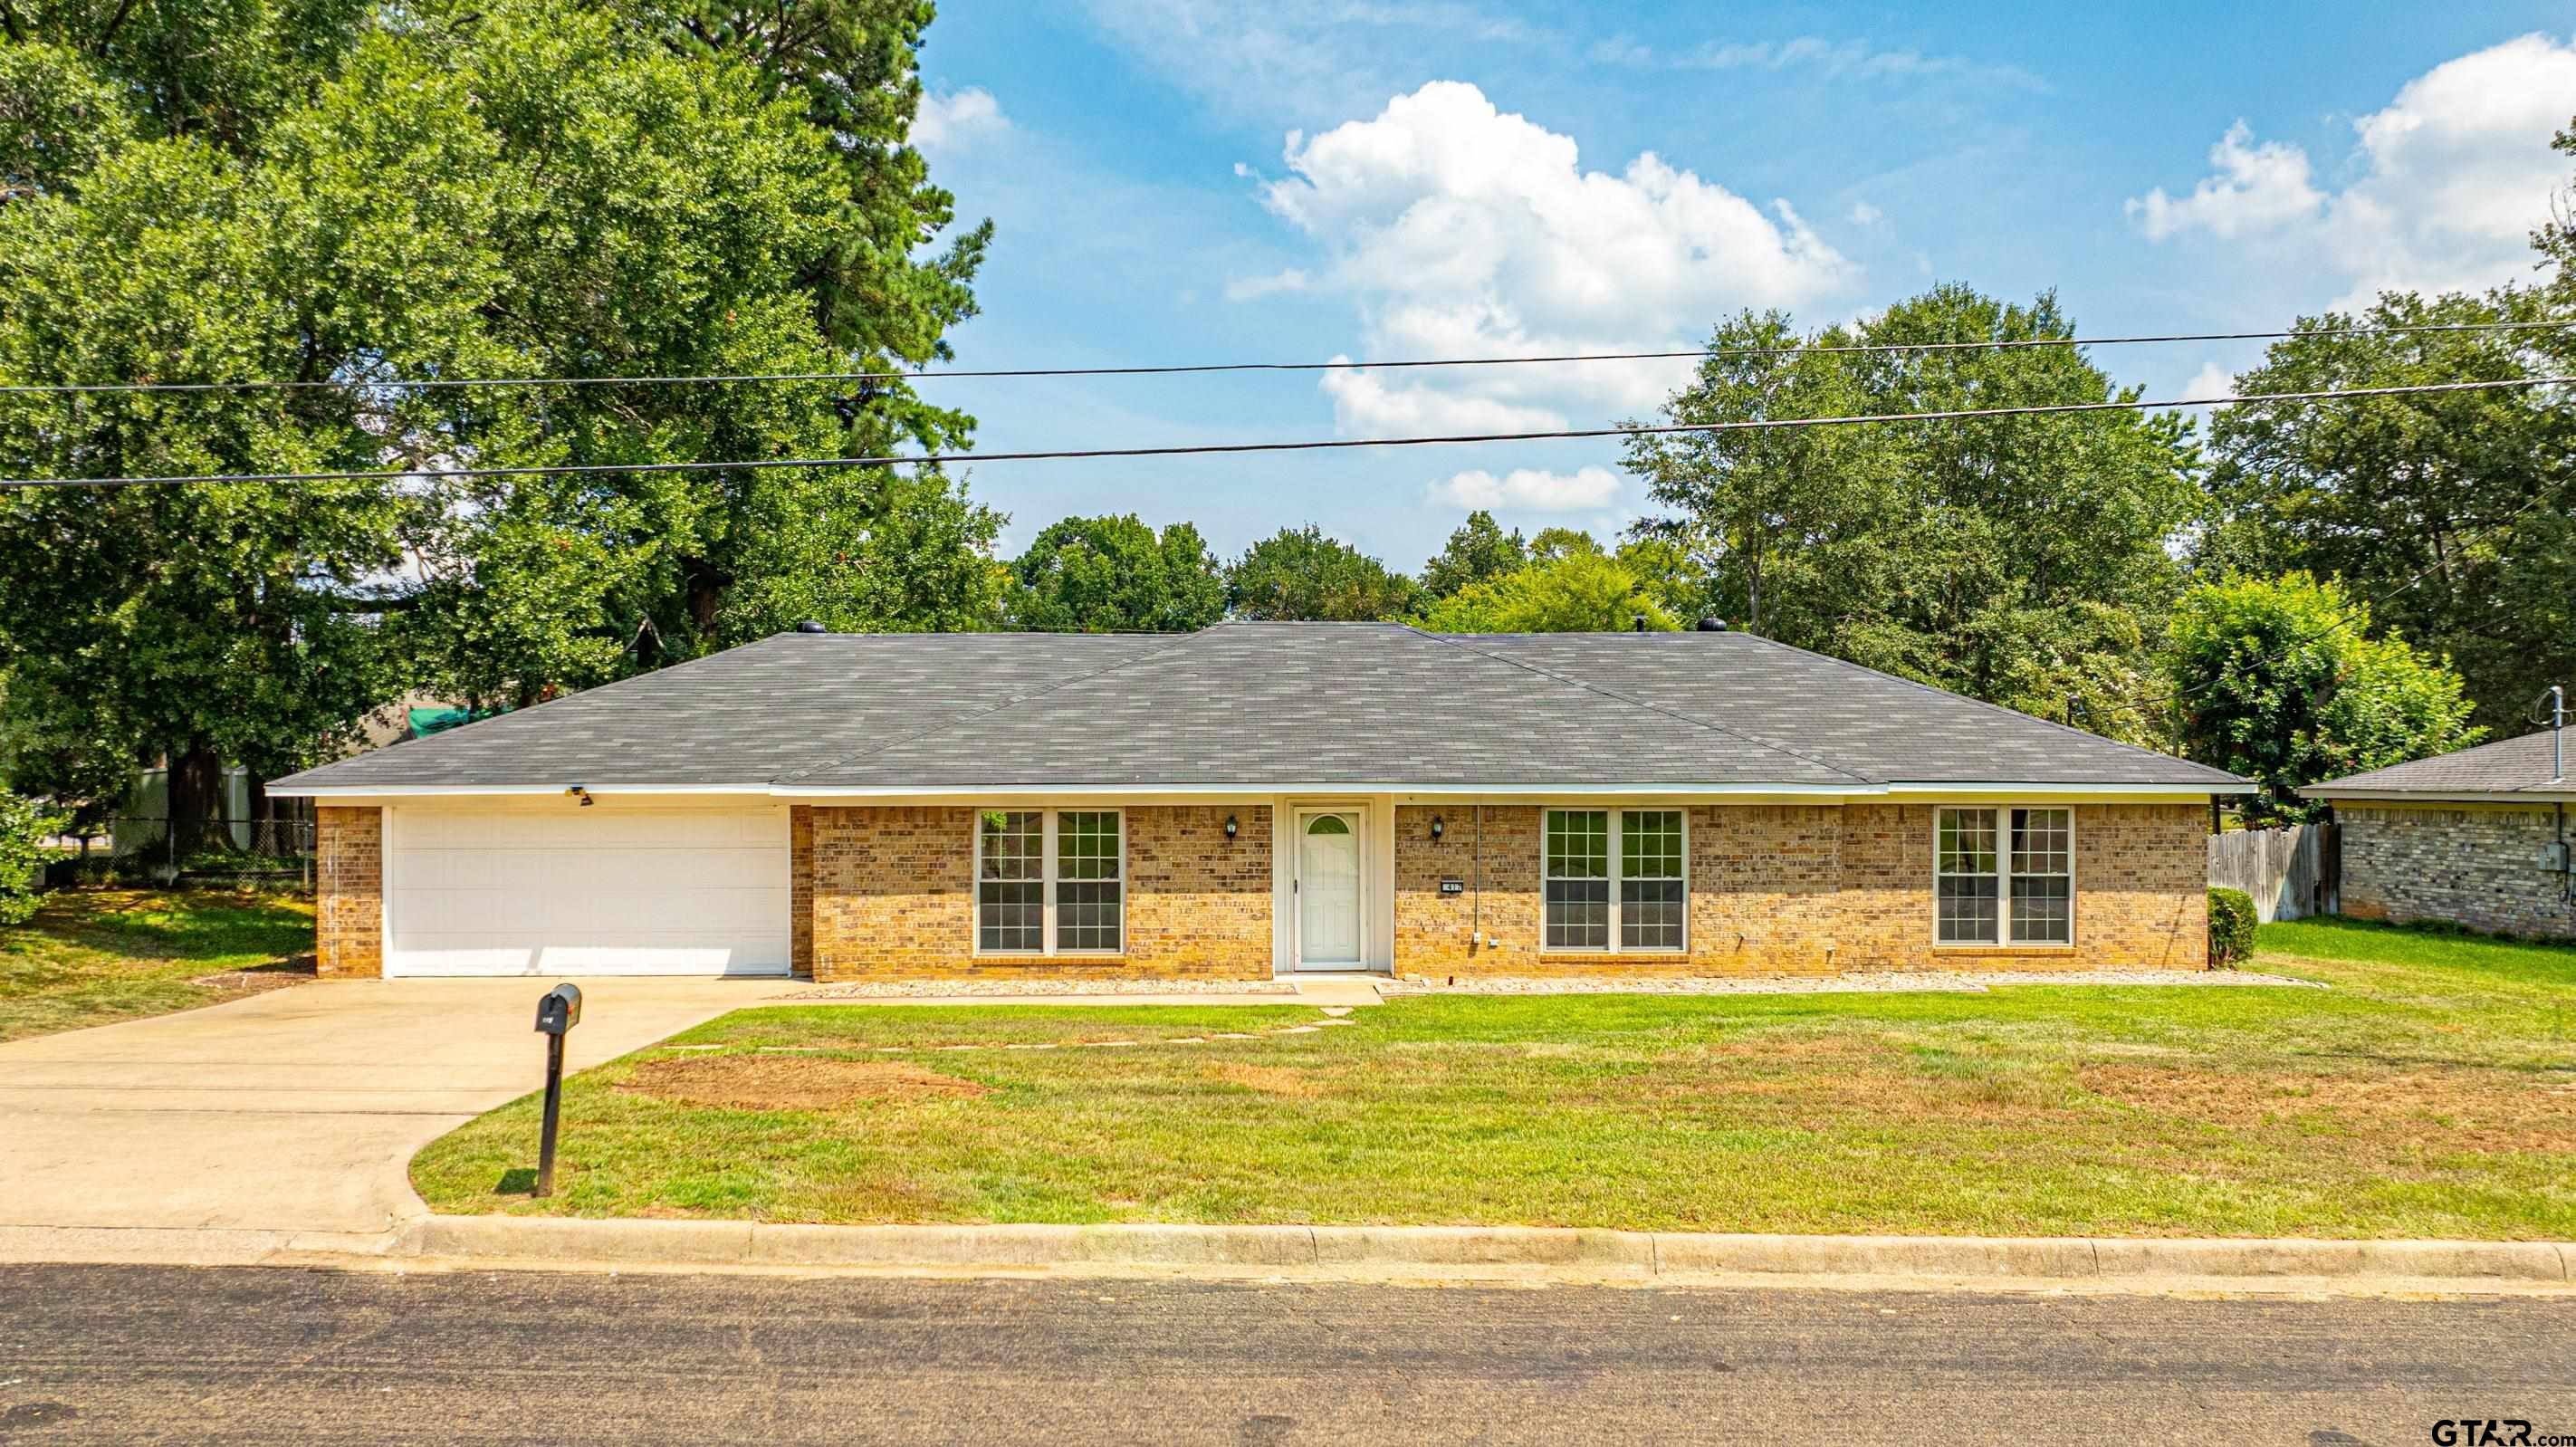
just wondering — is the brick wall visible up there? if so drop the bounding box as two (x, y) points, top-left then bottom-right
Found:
(1389, 801), (2207, 976)
(789, 805), (815, 979)
(807, 805), (1274, 980)
(314, 805), (383, 979)
(1127, 806), (1274, 974)
(2340, 802), (2576, 939)
(1838, 802), (2207, 972)
(1393, 805), (1543, 973)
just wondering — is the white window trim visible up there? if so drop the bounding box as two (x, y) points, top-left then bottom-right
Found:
(1931, 805), (2076, 949)
(972, 808), (1127, 958)
(1539, 807), (1690, 955)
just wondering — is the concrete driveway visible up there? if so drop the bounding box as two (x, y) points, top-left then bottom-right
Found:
(0, 977), (797, 1242)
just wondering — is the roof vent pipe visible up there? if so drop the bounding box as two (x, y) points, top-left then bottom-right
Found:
(1694, 617), (1729, 633)
(796, 620), (828, 635)
(2543, 685), (2567, 782)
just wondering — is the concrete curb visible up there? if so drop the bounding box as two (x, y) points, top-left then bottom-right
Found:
(392, 1217), (2576, 1286)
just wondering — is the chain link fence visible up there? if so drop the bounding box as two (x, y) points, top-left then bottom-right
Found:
(45, 812), (317, 892)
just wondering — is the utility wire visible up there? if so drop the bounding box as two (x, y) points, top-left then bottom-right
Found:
(3, 320), (2570, 396)
(4, 375), (2567, 491)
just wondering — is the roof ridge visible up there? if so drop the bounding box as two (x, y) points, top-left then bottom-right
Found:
(1400, 626), (1872, 785)
(1722, 629), (2236, 781)
(773, 630), (1201, 784)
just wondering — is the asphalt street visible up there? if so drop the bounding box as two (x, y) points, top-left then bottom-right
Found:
(2, 1266), (2571, 1444)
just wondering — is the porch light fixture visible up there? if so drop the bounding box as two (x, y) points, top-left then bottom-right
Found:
(566, 785), (593, 807)
(1430, 815), (1445, 840)
(1223, 814), (1239, 839)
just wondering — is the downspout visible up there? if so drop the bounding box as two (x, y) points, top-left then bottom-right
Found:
(1472, 804), (1483, 955)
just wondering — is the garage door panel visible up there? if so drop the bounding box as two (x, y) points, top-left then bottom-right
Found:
(386, 807), (792, 977)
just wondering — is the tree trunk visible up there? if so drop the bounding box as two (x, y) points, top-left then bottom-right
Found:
(247, 774), (273, 857)
(1746, 532), (1763, 637)
(683, 557), (733, 649)
(167, 741), (224, 863)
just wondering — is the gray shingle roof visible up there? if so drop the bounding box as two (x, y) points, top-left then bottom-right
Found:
(2304, 729), (2576, 799)
(270, 623), (2244, 793)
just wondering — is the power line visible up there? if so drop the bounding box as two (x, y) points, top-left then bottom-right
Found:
(4, 375), (2567, 491)
(3, 320), (2570, 396)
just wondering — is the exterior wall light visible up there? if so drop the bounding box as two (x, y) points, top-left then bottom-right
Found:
(1431, 814), (1445, 840)
(1223, 814), (1239, 839)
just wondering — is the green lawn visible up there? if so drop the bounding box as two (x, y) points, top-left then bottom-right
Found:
(0, 886), (317, 1042)
(410, 918), (2576, 1239)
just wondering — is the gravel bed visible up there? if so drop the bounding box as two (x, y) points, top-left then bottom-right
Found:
(1383, 969), (2321, 996)
(784, 978), (1298, 1000)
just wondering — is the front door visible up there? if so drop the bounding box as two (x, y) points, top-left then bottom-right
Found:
(1295, 810), (1362, 968)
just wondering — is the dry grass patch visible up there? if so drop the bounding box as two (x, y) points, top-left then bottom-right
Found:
(1207, 1061), (1325, 1097)
(2080, 1063), (2576, 1152)
(618, 1055), (991, 1110)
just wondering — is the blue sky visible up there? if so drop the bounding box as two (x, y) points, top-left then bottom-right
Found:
(908, 3), (2576, 570)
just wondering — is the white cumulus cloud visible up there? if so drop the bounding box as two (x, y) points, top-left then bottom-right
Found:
(913, 88), (1010, 150)
(2179, 361), (2239, 402)
(1428, 465), (1623, 512)
(2126, 121), (2322, 241)
(2126, 34), (2576, 308)
(1256, 81), (1854, 434)
(1321, 364), (1566, 436)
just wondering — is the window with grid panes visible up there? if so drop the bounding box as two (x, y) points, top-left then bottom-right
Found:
(1055, 810), (1123, 953)
(1934, 806), (2073, 945)
(1545, 809), (1686, 951)
(974, 810), (1123, 954)
(976, 811), (1043, 952)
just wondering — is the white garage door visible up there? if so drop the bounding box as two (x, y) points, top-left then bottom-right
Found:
(385, 806), (792, 977)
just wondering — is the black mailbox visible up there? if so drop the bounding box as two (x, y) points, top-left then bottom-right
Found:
(535, 983), (582, 1036)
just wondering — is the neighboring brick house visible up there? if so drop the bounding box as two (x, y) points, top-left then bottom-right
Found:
(2306, 732), (2576, 940)
(270, 623), (2243, 981)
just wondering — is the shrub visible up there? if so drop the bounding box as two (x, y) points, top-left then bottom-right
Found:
(2207, 887), (2257, 969)
(0, 792), (70, 926)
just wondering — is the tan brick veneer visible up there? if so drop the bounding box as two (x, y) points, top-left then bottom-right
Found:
(314, 805), (384, 979)
(1393, 802), (2206, 975)
(807, 805), (1274, 980)
(789, 805), (815, 979)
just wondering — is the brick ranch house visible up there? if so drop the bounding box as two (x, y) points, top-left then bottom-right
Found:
(2305, 729), (2576, 940)
(270, 622), (2247, 981)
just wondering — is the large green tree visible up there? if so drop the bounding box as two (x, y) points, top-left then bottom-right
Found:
(1625, 287), (2202, 742)
(2194, 287), (2576, 733)
(0, 0), (1002, 845)
(1421, 551), (1678, 634)
(1226, 525), (1422, 622)
(1419, 509), (1525, 599)
(2167, 574), (2483, 822)
(1009, 514), (1225, 633)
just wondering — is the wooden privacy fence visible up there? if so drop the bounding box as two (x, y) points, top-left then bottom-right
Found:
(2207, 823), (2340, 923)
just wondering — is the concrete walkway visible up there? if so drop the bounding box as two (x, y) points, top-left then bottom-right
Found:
(0, 977), (800, 1236)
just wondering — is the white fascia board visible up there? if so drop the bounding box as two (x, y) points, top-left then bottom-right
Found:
(277, 778), (2249, 801)
(766, 781), (1870, 800)
(1882, 781), (2252, 798)
(269, 782), (774, 799)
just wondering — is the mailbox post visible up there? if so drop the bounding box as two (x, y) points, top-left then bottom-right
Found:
(532, 984), (582, 1198)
